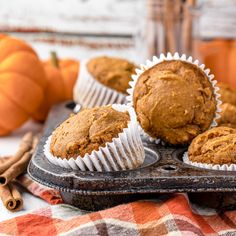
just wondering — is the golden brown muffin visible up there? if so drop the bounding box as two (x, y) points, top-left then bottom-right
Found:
(50, 106), (130, 159)
(87, 56), (136, 94)
(217, 103), (236, 128)
(218, 82), (236, 106)
(188, 127), (236, 165)
(133, 60), (216, 145)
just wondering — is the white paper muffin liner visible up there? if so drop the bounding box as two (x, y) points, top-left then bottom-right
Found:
(73, 60), (126, 108)
(44, 104), (145, 171)
(183, 152), (236, 171)
(126, 52), (222, 143)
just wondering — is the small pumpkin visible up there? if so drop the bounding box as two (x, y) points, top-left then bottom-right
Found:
(0, 34), (47, 136)
(228, 40), (236, 89)
(33, 52), (79, 122)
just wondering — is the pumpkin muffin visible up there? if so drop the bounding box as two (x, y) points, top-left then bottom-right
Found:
(133, 60), (217, 145)
(188, 127), (236, 165)
(218, 82), (236, 106)
(46, 104), (145, 171)
(50, 105), (130, 159)
(87, 56), (136, 94)
(217, 103), (236, 128)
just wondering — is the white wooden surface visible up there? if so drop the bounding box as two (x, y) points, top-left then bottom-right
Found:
(198, 2), (236, 39)
(25, 37), (144, 63)
(0, 0), (147, 62)
(0, 0), (144, 35)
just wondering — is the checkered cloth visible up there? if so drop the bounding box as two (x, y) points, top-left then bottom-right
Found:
(17, 174), (63, 205)
(1, 174), (236, 236)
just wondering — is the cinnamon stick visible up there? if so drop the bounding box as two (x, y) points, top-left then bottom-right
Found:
(0, 135), (38, 211)
(0, 184), (16, 211)
(147, 0), (158, 56)
(0, 136), (38, 186)
(182, 0), (196, 54)
(0, 132), (33, 175)
(164, 0), (177, 53)
(155, 0), (165, 54)
(0, 156), (11, 164)
(32, 135), (39, 151)
(0, 183), (23, 212)
(9, 183), (23, 212)
(0, 152), (32, 186)
(174, 0), (183, 51)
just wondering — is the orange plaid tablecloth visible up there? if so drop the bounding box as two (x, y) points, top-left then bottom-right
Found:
(1, 174), (236, 236)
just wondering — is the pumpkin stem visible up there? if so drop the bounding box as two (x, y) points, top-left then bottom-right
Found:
(50, 51), (59, 68)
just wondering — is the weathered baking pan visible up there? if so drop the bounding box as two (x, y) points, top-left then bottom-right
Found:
(28, 101), (236, 211)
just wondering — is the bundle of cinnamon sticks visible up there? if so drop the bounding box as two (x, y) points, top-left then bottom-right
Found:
(0, 132), (38, 212)
(147, 0), (197, 56)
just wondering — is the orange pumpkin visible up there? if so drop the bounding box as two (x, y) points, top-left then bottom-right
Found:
(58, 58), (79, 100)
(228, 40), (236, 89)
(0, 34), (47, 136)
(194, 39), (236, 89)
(33, 52), (79, 121)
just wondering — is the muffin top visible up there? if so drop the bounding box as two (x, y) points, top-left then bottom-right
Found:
(217, 103), (236, 128)
(188, 127), (236, 165)
(50, 106), (130, 159)
(87, 56), (136, 94)
(218, 82), (236, 106)
(133, 60), (216, 145)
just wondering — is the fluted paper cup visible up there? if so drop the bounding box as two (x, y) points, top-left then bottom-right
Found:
(183, 152), (236, 171)
(44, 104), (145, 172)
(73, 60), (126, 108)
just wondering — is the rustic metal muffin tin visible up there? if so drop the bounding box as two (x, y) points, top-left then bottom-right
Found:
(28, 101), (236, 211)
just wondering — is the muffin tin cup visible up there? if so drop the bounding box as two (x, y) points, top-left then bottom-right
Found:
(126, 52), (222, 144)
(73, 60), (126, 108)
(43, 104), (145, 171)
(183, 152), (236, 171)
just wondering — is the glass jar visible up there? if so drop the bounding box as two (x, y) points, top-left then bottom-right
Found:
(146, 0), (184, 56)
(146, 0), (197, 57)
(192, 0), (236, 88)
